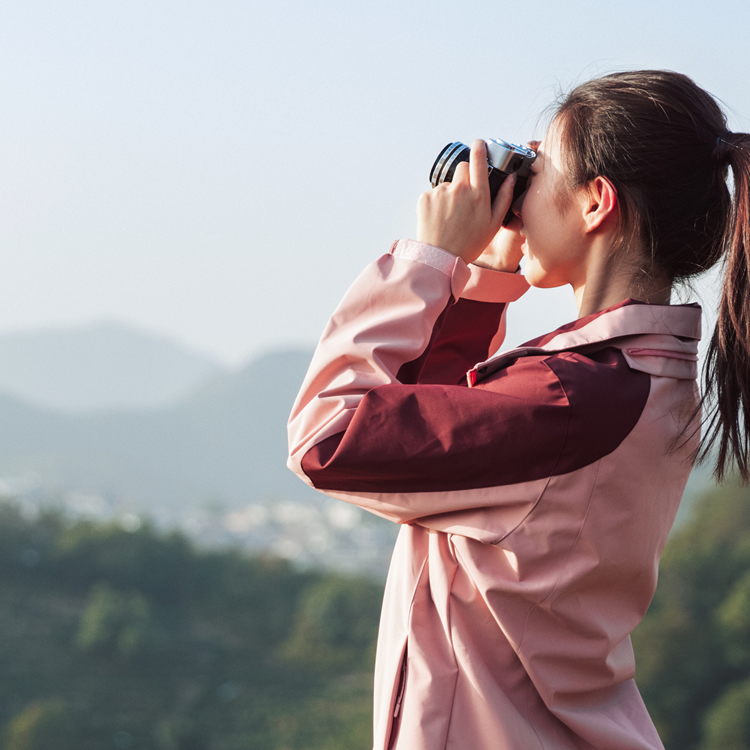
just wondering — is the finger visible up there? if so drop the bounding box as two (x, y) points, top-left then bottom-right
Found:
(490, 173), (517, 228)
(503, 214), (523, 232)
(452, 160), (470, 185)
(469, 139), (489, 192)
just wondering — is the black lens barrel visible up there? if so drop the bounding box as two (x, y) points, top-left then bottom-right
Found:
(429, 143), (470, 188)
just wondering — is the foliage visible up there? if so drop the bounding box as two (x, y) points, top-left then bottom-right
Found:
(281, 575), (381, 672)
(4, 699), (77, 750)
(0, 504), (380, 749)
(76, 581), (151, 657)
(2, 479), (750, 749)
(632, 480), (750, 749)
(699, 678), (750, 750)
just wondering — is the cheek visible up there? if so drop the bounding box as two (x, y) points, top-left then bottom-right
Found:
(522, 226), (574, 288)
(522, 189), (557, 248)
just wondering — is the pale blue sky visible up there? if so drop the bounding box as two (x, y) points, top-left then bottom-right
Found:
(0, 0), (747, 363)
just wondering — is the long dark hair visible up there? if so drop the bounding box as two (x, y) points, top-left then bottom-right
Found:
(553, 70), (750, 481)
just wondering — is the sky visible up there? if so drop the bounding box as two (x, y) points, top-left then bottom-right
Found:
(0, 0), (748, 365)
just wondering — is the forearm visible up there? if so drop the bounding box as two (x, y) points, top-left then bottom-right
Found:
(287, 240), (470, 480)
(416, 262), (528, 383)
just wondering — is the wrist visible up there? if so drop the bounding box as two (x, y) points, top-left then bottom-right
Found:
(471, 258), (521, 273)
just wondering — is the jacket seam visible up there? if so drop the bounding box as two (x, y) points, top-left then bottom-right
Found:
(441, 535), (461, 749)
(515, 457), (603, 657)
(514, 357), (599, 653)
(384, 538), (430, 750)
(492, 357), (571, 546)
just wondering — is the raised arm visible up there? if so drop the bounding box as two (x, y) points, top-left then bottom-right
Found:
(288, 141), (539, 526)
(287, 239), (529, 493)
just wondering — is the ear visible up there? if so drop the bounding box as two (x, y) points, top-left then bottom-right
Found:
(582, 176), (618, 233)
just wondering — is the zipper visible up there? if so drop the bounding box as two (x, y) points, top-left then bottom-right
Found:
(393, 649), (408, 718)
(388, 649), (408, 750)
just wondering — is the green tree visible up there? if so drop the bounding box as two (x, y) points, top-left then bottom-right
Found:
(76, 581), (150, 657)
(55, 521), (194, 602)
(700, 678), (750, 750)
(154, 718), (208, 750)
(633, 480), (750, 748)
(4, 699), (76, 750)
(0, 502), (381, 749)
(281, 575), (381, 672)
(717, 568), (750, 667)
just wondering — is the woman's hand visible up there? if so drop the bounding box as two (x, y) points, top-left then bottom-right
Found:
(416, 139), (517, 265)
(472, 140), (539, 272)
(472, 217), (525, 273)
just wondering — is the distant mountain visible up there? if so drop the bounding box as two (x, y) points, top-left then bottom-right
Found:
(0, 349), (316, 511)
(0, 322), (225, 411)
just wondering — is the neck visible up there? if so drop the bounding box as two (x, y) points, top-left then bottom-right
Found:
(573, 237), (671, 318)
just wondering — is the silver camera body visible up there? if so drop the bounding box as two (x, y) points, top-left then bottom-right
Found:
(429, 139), (536, 225)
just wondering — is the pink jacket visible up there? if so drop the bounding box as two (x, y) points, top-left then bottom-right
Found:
(287, 239), (701, 750)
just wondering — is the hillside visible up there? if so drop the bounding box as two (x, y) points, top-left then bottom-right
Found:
(0, 505), (380, 749)
(0, 349), (314, 509)
(0, 479), (748, 749)
(0, 322), (224, 411)
(0, 346), (398, 575)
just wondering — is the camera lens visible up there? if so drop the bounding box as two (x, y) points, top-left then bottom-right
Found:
(429, 142), (470, 188)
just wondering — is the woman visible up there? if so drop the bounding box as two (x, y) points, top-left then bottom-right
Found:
(287, 71), (750, 749)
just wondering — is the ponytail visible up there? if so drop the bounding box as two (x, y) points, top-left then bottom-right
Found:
(701, 132), (750, 481)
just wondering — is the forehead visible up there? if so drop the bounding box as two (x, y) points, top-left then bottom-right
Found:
(537, 123), (564, 172)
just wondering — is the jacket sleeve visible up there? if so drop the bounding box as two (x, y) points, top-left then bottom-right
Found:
(399, 248), (529, 386)
(287, 239), (534, 524)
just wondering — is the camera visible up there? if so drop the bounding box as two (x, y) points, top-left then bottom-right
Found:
(429, 139), (536, 225)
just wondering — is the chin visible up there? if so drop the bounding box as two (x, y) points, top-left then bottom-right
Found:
(523, 261), (567, 290)
(521, 259), (546, 288)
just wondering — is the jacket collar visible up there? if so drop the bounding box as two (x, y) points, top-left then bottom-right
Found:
(467, 299), (702, 386)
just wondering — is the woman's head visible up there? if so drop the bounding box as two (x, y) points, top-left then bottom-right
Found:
(550, 70), (732, 283)
(512, 122), (594, 290)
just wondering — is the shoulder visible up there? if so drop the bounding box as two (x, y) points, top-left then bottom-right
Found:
(482, 347), (649, 406)
(475, 347), (651, 480)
